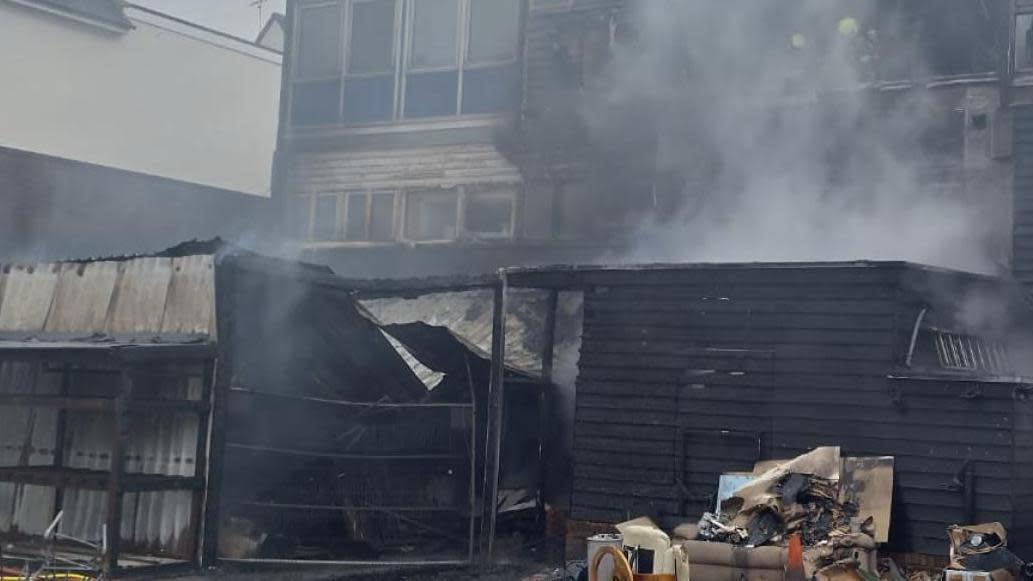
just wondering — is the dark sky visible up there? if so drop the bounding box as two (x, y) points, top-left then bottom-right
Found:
(132, 0), (287, 40)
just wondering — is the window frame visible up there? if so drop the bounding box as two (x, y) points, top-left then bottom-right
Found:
(289, 0), (522, 129)
(462, 186), (518, 240)
(341, 190), (400, 242)
(291, 2), (346, 126)
(1016, 9), (1033, 76)
(290, 185), (519, 245)
(311, 193), (344, 242)
(400, 185), (519, 243)
(402, 187), (462, 243)
(294, 2), (344, 82)
(401, 0), (465, 118)
(342, 0), (404, 123)
(288, 194), (315, 241)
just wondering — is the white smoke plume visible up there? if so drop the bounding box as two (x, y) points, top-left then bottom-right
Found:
(587, 0), (1006, 274)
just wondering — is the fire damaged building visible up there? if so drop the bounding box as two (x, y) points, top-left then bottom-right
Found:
(277, 0), (1033, 282)
(257, 0), (1033, 571)
(499, 261), (1033, 561)
(0, 241), (552, 575)
(9, 0), (1033, 578)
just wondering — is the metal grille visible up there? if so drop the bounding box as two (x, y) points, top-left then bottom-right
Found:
(933, 331), (1012, 374)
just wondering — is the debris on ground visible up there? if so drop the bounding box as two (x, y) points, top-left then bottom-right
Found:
(561, 448), (1033, 581)
(944, 522), (1025, 581)
(695, 447), (891, 556)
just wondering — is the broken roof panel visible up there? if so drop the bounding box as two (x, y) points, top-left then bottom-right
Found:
(0, 264), (61, 331)
(160, 255), (216, 336)
(378, 329), (445, 389)
(107, 257), (174, 334)
(0, 254), (216, 341)
(360, 289), (549, 377)
(43, 262), (120, 333)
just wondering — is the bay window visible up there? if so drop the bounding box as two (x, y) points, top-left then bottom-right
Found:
(291, 0), (521, 127)
(288, 186), (518, 243)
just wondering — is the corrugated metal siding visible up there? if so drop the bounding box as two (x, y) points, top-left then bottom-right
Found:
(161, 255), (217, 335)
(0, 264), (61, 331)
(44, 263), (120, 333)
(0, 365), (204, 557)
(0, 363), (60, 536)
(567, 264), (1027, 556)
(0, 254), (215, 557)
(107, 257), (174, 334)
(1014, 105), (1033, 287)
(287, 145), (522, 194)
(0, 255), (216, 338)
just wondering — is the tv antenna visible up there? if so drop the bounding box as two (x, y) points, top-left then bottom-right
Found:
(249, 0), (268, 28)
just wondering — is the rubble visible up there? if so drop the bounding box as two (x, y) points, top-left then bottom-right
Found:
(945, 523), (1025, 581)
(695, 447), (889, 555)
(568, 448), (1033, 581)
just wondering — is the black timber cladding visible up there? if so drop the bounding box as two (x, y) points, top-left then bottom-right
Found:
(1015, 105), (1033, 287)
(506, 263), (1033, 558)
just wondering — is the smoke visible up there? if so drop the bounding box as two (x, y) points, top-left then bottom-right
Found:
(584, 0), (1003, 273)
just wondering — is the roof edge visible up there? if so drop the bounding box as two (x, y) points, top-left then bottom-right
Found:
(502, 260), (1007, 287)
(6, 0), (133, 32)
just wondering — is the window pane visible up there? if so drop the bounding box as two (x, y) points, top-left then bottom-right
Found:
(370, 192), (395, 241)
(286, 196), (312, 240)
(1019, 14), (1033, 71)
(296, 4), (342, 78)
(468, 0), (519, 64)
(918, 0), (999, 76)
(465, 193), (513, 237)
(557, 183), (590, 238)
(405, 190), (457, 241)
(343, 76), (395, 123)
(461, 65), (518, 114)
(405, 71), (459, 117)
(292, 80), (341, 125)
(344, 193), (367, 241)
(412, 0), (459, 68)
(349, 0), (396, 74)
(874, 2), (915, 81)
(313, 195), (339, 241)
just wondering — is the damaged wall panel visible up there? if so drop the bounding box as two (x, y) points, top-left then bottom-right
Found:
(534, 262), (1033, 558)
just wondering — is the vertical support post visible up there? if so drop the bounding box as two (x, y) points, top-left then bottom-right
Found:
(1001, 0), (1016, 106)
(202, 264), (234, 567)
(52, 365), (71, 521)
(537, 290), (558, 544)
(466, 355), (478, 565)
(541, 291), (559, 382)
(190, 358), (216, 567)
(481, 275), (508, 561)
(104, 367), (133, 575)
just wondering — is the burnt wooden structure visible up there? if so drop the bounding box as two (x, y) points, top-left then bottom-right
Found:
(503, 261), (1033, 559)
(0, 342), (215, 576)
(0, 243), (497, 576)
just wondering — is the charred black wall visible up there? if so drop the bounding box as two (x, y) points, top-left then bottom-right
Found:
(559, 263), (1033, 557)
(207, 254), (443, 560)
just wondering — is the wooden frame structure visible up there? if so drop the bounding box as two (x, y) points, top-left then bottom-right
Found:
(0, 341), (217, 576)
